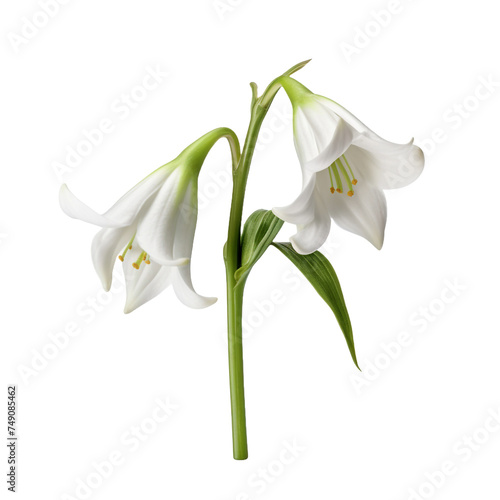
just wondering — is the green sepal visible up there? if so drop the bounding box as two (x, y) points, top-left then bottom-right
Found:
(272, 242), (359, 369)
(234, 210), (284, 288)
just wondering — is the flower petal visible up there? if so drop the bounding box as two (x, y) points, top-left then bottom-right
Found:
(293, 99), (355, 172)
(292, 107), (323, 165)
(172, 267), (217, 309)
(91, 226), (135, 291)
(135, 168), (191, 267)
(316, 96), (425, 189)
(288, 187), (331, 255)
(319, 169), (387, 249)
(312, 95), (373, 135)
(302, 117), (355, 173)
(171, 182), (217, 309)
(59, 165), (170, 228)
(122, 245), (172, 314)
(59, 185), (125, 228)
(348, 140), (424, 190)
(272, 172), (317, 226)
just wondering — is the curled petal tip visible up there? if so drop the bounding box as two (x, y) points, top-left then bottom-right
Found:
(123, 304), (134, 315)
(201, 296), (218, 308)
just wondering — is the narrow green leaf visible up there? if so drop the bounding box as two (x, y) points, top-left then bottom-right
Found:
(235, 210), (284, 288)
(272, 242), (359, 369)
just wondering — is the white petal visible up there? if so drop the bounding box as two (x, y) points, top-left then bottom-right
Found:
(348, 140), (424, 190)
(59, 166), (170, 228)
(135, 169), (191, 267)
(172, 267), (217, 309)
(289, 187), (331, 255)
(91, 226), (135, 291)
(171, 183), (217, 309)
(303, 116), (355, 173)
(319, 169), (387, 249)
(293, 100), (355, 172)
(59, 185), (125, 228)
(315, 95), (425, 189)
(122, 245), (172, 314)
(272, 172), (317, 226)
(312, 95), (373, 135)
(292, 107), (323, 165)
(105, 165), (171, 220)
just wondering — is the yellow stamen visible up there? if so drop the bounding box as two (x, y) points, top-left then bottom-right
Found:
(118, 234), (136, 262)
(342, 154), (358, 185)
(336, 158), (353, 193)
(328, 167), (336, 194)
(331, 162), (343, 193)
(326, 156), (358, 197)
(133, 251), (147, 270)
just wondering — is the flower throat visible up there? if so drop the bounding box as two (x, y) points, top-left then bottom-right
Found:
(328, 154), (357, 197)
(118, 234), (151, 269)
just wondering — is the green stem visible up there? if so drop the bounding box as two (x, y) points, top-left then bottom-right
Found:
(224, 103), (270, 460)
(224, 60), (311, 459)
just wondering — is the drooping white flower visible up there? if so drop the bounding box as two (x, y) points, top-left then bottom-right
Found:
(272, 77), (425, 254)
(60, 129), (236, 313)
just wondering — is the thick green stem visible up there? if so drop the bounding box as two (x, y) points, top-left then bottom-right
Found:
(224, 83), (283, 460)
(224, 60), (311, 460)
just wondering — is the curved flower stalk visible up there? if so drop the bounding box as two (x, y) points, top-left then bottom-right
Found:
(60, 128), (240, 313)
(272, 77), (425, 254)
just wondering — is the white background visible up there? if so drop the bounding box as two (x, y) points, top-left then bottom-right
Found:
(1, 1), (500, 499)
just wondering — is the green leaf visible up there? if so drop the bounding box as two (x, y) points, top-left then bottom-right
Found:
(235, 210), (284, 288)
(272, 242), (358, 369)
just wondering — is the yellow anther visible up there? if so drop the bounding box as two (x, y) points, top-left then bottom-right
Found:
(342, 154), (356, 180)
(119, 234), (136, 262)
(328, 157), (358, 197)
(145, 259), (151, 265)
(132, 251), (147, 270)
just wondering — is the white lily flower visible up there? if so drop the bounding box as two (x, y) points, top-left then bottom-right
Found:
(272, 77), (425, 254)
(60, 129), (237, 313)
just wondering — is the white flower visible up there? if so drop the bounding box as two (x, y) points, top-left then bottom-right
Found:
(272, 77), (425, 254)
(59, 130), (233, 313)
